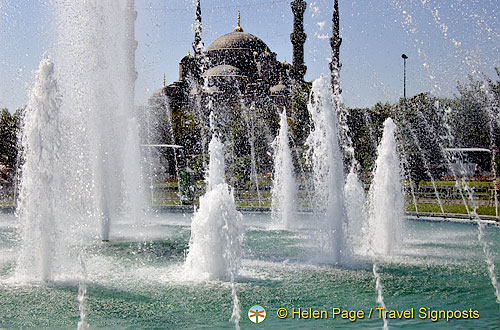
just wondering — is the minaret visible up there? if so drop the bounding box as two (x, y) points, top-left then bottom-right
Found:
(192, 0), (204, 56)
(330, 0), (342, 95)
(290, 0), (307, 82)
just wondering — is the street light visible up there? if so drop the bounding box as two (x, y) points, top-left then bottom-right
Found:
(401, 54), (408, 100)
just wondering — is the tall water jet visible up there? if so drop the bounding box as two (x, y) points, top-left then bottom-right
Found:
(306, 76), (349, 264)
(123, 117), (147, 220)
(184, 123), (244, 329)
(185, 128), (243, 281)
(122, 0), (146, 221)
(271, 109), (297, 229)
(53, 0), (144, 241)
(15, 55), (62, 282)
(243, 102), (262, 207)
(328, 0), (367, 256)
(368, 118), (404, 255)
(344, 168), (367, 252)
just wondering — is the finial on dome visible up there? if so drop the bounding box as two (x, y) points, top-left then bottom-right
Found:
(234, 11), (244, 32)
(283, 57), (287, 64)
(163, 73), (166, 88)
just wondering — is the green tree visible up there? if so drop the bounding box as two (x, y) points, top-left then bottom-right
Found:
(0, 108), (23, 184)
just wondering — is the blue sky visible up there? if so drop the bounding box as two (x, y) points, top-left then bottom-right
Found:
(0, 0), (498, 111)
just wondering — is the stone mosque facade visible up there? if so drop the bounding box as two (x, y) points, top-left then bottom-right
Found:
(151, 1), (307, 115)
(148, 1), (309, 170)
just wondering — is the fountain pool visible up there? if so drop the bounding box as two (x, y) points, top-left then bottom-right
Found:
(0, 212), (498, 329)
(1, 1), (499, 329)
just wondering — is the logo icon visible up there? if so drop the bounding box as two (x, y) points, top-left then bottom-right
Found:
(248, 305), (267, 324)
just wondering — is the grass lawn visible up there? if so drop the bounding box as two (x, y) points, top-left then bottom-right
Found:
(235, 200), (271, 208)
(152, 200), (272, 208)
(418, 180), (494, 188)
(406, 203), (497, 216)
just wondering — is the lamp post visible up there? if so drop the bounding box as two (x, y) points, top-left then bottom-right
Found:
(401, 54), (408, 100)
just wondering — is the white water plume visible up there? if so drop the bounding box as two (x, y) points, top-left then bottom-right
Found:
(184, 129), (244, 328)
(344, 168), (367, 253)
(306, 76), (349, 264)
(244, 103), (262, 207)
(185, 133), (243, 281)
(230, 281), (241, 330)
(123, 117), (148, 221)
(367, 118), (404, 255)
(53, 0), (144, 241)
(15, 55), (62, 282)
(271, 108), (297, 229)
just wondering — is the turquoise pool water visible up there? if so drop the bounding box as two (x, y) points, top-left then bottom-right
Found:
(0, 213), (499, 329)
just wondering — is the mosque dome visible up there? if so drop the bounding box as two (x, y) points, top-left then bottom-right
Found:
(207, 12), (268, 53)
(207, 32), (269, 53)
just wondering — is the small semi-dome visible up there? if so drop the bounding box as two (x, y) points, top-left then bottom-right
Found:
(202, 65), (246, 78)
(152, 87), (166, 97)
(270, 83), (287, 94)
(270, 72), (288, 94)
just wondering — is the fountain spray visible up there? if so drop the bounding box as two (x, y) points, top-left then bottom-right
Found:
(306, 76), (349, 264)
(16, 55), (62, 282)
(184, 113), (244, 328)
(54, 0), (145, 242)
(368, 118), (404, 255)
(271, 108), (297, 229)
(185, 114), (243, 280)
(366, 117), (404, 330)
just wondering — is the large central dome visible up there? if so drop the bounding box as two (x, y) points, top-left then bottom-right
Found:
(207, 32), (269, 53)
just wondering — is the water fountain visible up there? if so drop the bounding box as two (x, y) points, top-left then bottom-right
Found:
(184, 122), (243, 281)
(0, 0), (499, 329)
(184, 118), (243, 328)
(306, 76), (349, 264)
(367, 118), (404, 255)
(270, 109), (297, 229)
(53, 0), (144, 242)
(243, 102), (263, 207)
(15, 55), (62, 283)
(344, 167), (367, 252)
